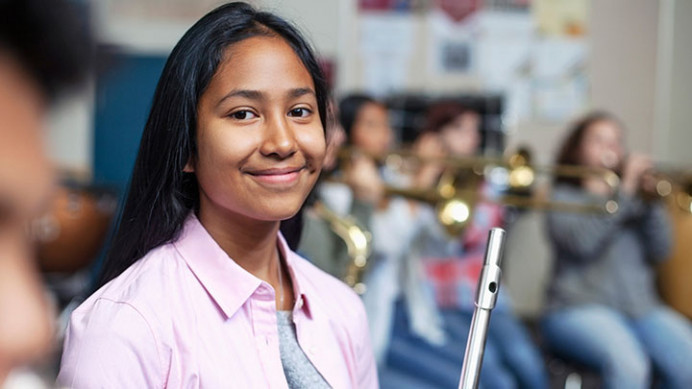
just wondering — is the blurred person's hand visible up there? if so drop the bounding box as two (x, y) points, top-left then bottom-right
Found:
(621, 153), (654, 196)
(413, 132), (446, 188)
(343, 153), (383, 205)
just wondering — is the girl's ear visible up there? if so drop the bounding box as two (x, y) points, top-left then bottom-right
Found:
(183, 159), (195, 173)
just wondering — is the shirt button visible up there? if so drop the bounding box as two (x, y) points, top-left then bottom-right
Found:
(309, 346), (318, 356)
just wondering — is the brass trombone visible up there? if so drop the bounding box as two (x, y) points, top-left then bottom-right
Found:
(639, 169), (692, 213)
(311, 201), (371, 294)
(340, 147), (621, 236)
(318, 147), (622, 288)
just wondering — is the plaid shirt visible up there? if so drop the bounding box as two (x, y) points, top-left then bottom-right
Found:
(422, 200), (505, 310)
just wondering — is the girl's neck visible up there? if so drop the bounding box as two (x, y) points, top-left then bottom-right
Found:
(197, 207), (280, 283)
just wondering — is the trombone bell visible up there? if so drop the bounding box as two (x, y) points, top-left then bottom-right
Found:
(437, 198), (472, 237)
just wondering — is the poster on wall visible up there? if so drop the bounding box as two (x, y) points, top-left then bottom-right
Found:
(355, 0), (591, 123)
(531, 38), (588, 122)
(359, 0), (416, 12)
(472, 0), (590, 124)
(474, 10), (533, 122)
(533, 0), (589, 37)
(434, 0), (479, 23)
(427, 5), (479, 76)
(358, 13), (415, 97)
(531, 0), (589, 122)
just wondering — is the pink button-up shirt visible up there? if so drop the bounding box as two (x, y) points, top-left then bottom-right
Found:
(58, 215), (378, 388)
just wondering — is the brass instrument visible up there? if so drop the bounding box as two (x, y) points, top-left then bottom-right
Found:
(675, 178), (692, 213)
(319, 147), (623, 295)
(640, 170), (692, 213)
(501, 159), (621, 214)
(312, 201), (372, 294)
(339, 147), (621, 236)
(383, 168), (479, 236)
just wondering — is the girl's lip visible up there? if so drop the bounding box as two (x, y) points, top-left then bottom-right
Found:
(245, 166), (305, 186)
(247, 166), (304, 176)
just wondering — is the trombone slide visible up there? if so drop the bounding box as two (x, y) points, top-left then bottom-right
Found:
(458, 228), (506, 389)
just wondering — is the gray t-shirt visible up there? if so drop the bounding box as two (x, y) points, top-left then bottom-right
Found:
(277, 311), (331, 388)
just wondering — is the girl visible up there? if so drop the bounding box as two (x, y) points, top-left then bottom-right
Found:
(542, 111), (692, 389)
(58, 3), (377, 388)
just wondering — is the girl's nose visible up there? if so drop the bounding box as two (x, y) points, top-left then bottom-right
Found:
(260, 114), (297, 159)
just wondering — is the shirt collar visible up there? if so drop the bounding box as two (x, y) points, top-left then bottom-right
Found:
(277, 234), (315, 320)
(173, 213), (314, 320)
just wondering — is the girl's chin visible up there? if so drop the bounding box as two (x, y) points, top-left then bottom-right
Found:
(257, 203), (305, 222)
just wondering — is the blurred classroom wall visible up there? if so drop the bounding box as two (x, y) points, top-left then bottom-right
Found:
(45, 0), (691, 176)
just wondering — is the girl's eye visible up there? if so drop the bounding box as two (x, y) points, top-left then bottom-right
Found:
(230, 110), (257, 120)
(289, 107), (311, 118)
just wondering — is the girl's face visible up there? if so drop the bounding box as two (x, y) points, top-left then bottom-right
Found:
(439, 112), (480, 157)
(190, 36), (325, 224)
(579, 119), (624, 169)
(350, 102), (392, 156)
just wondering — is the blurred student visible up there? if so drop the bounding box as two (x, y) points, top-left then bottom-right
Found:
(286, 94), (432, 388)
(329, 95), (417, 358)
(542, 111), (692, 389)
(57, 3), (376, 387)
(288, 98), (384, 278)
(0, 0), (91, 383)
(379, 101), (547, 389)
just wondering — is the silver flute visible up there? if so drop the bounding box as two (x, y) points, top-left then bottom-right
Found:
(458, 227), (506, 389)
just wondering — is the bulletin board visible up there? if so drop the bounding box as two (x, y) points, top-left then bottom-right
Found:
(355, 0), (591, 124)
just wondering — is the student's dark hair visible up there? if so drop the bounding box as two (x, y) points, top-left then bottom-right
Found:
(422, 100), (474, 135)
(0, 0), (93, 101)
(98, 2), (329, 287)
(554, 111), (622, 187)
(338, 93), (379, 144)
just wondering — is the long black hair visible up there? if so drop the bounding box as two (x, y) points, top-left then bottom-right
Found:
(98, 2), (328, 287)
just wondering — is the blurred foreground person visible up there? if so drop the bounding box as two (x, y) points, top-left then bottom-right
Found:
(0, 0), (91, 384)
(542, 112), (692, 389)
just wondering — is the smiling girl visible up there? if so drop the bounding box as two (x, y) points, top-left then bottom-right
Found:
(58, 3), (377, 388)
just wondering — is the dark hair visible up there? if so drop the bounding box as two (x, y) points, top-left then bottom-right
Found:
(422, 100), (475, 135)
(554, 111), (622, 187)
(338, 93), (379, 144)
(0, 0), (93, 101)
(98, 2), (329, 287)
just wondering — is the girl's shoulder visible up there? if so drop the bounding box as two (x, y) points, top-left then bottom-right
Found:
(80, 243), (190, 318)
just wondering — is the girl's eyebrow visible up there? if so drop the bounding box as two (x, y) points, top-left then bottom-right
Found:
(289, 87), (315, 99)
(217, 87), (316, 108)
(217, 89), (263, 107)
